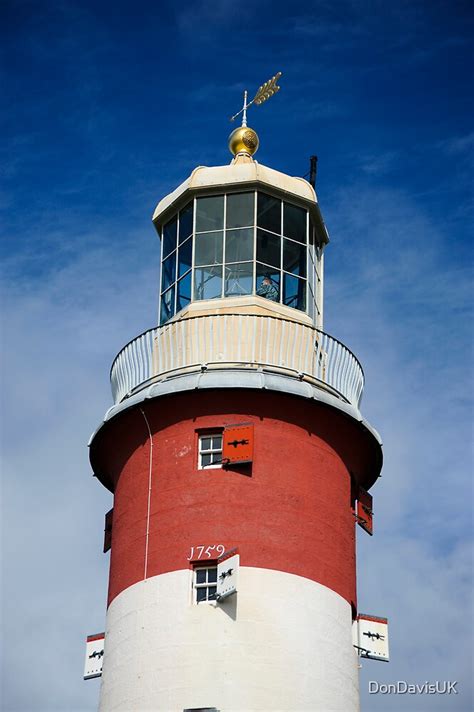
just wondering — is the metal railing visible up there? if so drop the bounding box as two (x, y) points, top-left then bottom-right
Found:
(110, 314), (364, 408)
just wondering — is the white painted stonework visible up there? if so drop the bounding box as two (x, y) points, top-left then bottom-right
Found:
(99, 568), (359, 712)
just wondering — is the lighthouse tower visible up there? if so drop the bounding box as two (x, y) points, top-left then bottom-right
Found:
(88, 109), (383, 711)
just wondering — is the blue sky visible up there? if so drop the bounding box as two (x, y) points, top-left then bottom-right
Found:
(2, 1), (473, 710)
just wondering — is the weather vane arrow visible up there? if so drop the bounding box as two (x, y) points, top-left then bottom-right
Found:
(230, 72), (282, 127)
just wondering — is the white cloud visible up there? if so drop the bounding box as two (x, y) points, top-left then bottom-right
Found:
(2, 227), (157, 711)
(438, 131), (474, 157)
(175, 0), (262, 36)
(323, 183), (473, 710)
(358, 151), (399, 176)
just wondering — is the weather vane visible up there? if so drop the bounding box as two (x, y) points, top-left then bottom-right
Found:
(230, 72), (282, 127)
(228, 72), (282, 158)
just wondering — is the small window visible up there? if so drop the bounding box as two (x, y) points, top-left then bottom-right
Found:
(194, 566), (218, 603)
(199, 433), (223, 468)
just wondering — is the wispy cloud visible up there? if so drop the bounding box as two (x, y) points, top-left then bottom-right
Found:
(438, 131), (474, 157)
(174, 0), (267, 37)
(2, 227), (157, 711)
(323, 182), (473, 709)
(358, 150), (399, 175)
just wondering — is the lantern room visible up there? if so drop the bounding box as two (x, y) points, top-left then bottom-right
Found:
(153, 154), (329, 328)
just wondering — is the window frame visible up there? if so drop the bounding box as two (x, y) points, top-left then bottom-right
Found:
(193, 565), (218, 604)
(198, 432), (223, 470)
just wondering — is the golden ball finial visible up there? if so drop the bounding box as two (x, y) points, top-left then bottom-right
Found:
(228, 126), (259, 157)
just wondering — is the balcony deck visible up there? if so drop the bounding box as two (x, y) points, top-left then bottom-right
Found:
(110, 313), (364, 408)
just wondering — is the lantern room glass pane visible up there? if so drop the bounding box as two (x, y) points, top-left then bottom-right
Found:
(283, 238), (307, 278)
(283, 274), (306, 311)
(160, 285), (175, 325)
(194, 265), (223, 301)
(162, 217), (177, 258)
(161, 252), (176, 291)
(226, 192), (254, 228)
(176, 271), (191, 311)
(225, 228), (254, 263)
(256, 264), (280, 302)
(179, 202), (193, 244)
(257, 193), (281, 234)
(224, 263), (253, 297)
(196, 195), (224, 232)
(178, 236), (193, 277)
(195, 231), (223, 266)
(257, 229), (281, 268)
(283, 203), (306, 243)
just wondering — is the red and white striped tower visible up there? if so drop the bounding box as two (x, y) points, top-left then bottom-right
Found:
(89, 123), (383, 711)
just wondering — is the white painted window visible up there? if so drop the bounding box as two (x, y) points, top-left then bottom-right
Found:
(194, 566), (218, 603)
(198, 433), (223, 469)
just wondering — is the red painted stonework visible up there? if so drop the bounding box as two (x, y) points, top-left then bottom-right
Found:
(91, 390), (368, 609)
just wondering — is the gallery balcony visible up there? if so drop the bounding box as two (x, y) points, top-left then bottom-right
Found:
(110, 312), (364, 409)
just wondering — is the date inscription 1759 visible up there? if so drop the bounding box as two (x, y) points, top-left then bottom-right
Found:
(188, 544), (225, 561)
